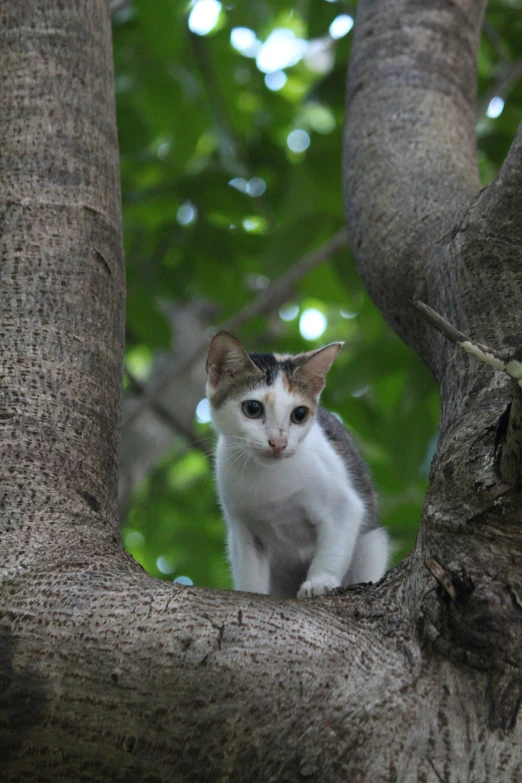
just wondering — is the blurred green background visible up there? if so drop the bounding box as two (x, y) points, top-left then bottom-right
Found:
(112, 0), (522, 589)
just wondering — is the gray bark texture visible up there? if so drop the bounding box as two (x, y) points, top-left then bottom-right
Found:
(1, 0), (522, 781)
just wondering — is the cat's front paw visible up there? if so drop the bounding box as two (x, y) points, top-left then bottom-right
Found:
(297, 575), (340, 599)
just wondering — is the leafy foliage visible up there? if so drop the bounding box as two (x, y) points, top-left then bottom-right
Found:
(113, 0), (522, 588)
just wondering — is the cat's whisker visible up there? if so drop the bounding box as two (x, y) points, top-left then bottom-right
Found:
(227, 447), (249, 472)
(187, 435), (218, 445)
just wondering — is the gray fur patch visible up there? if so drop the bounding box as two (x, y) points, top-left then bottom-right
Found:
(317, 407), (379, 531)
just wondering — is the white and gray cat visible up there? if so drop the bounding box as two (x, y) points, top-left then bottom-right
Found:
(206, 331), (389, 599)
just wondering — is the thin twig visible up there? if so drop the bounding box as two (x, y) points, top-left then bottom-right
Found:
(412, 300), (522, 486)
(425, 558), (456, 601)
(411, 300), (522, 382)
(125, 369), (214, 458)
(123, 228), (348, 433)
(225, 227), (348, 332)
(425, 558), (474, 603)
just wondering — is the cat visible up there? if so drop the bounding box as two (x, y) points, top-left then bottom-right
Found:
(205, 330), (389, 599)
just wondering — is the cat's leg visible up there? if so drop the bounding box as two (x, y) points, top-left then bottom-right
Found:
(343, 527), (389, 585)
(297, 488), (364, 598)
(227, 522), (270, 594)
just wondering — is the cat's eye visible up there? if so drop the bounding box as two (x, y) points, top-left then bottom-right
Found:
(242, 400), (264, 419)
(291, 406), (309, 424)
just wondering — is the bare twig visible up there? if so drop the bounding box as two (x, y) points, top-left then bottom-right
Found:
(125, 369), (213, 458)
(225, 227), (348, 332)
(425, 558), (474, 603)
(425, 557), (457, 600)
(411, 300), (522, 382)
(413, 300), (522, 486)
(123, 228), (348, 433)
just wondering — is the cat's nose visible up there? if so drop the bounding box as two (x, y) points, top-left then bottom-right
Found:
(268, 438), (287, 455)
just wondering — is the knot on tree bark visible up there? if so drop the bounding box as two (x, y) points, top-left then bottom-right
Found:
(420, 558), (522, 731)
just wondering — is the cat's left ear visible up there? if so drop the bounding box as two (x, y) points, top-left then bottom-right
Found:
(206, 331), (260, 388)
(294, 342), (343, 395)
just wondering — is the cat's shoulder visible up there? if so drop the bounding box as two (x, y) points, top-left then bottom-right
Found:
(316, 407), (376, 504)
(316, 406), (354, 446)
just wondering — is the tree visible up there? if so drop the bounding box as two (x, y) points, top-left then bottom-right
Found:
(2, 0), (522, 781)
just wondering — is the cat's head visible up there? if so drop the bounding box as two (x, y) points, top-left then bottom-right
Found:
(206, 331), (342, 463)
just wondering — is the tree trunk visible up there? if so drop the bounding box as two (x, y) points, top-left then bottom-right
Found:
(2, 0), (522, 781)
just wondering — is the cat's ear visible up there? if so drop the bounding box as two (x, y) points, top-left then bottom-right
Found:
(294, 342), (343, 395)
(206, 331), (259, 388)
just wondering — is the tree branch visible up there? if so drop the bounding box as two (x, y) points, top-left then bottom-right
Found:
(344, 0), (522, 616)
(224, 227), (348, 332)
(344, 0), (484, 356)
(125, 369), (214, 458)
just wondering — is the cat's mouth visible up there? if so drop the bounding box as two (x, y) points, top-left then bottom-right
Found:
(259, 449), (293, 461)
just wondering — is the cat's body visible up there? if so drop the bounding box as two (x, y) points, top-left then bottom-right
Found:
(206, 332), (389, 598)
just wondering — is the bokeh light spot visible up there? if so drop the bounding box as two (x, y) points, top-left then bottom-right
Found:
(196, 398), (211, 424)
(177, 201), (197, 226)
(299, 308), (327, 340)
(287, 129), (310, 153)
(486, 96), (504, 119)
(265, 71), (287, 91)
(157, 556), (176, 575)
(188, 0), (222, 36)
(329, 14), (354, 39)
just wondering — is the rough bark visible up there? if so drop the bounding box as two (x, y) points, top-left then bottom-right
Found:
(1, 1), (522, 782)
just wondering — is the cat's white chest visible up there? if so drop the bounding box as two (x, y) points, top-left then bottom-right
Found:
(232, 488), (315, 551)
(215, 429), (338, 555)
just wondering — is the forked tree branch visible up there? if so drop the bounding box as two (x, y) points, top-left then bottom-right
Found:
(4, 0), (522, 778)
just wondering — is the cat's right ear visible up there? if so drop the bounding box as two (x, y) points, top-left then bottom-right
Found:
(206, 331), (258, 388)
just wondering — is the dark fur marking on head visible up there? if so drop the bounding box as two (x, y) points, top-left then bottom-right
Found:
(210, 350), (319, 409)
(248, 352), (318, 398)
(248, 353), (298, 386)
